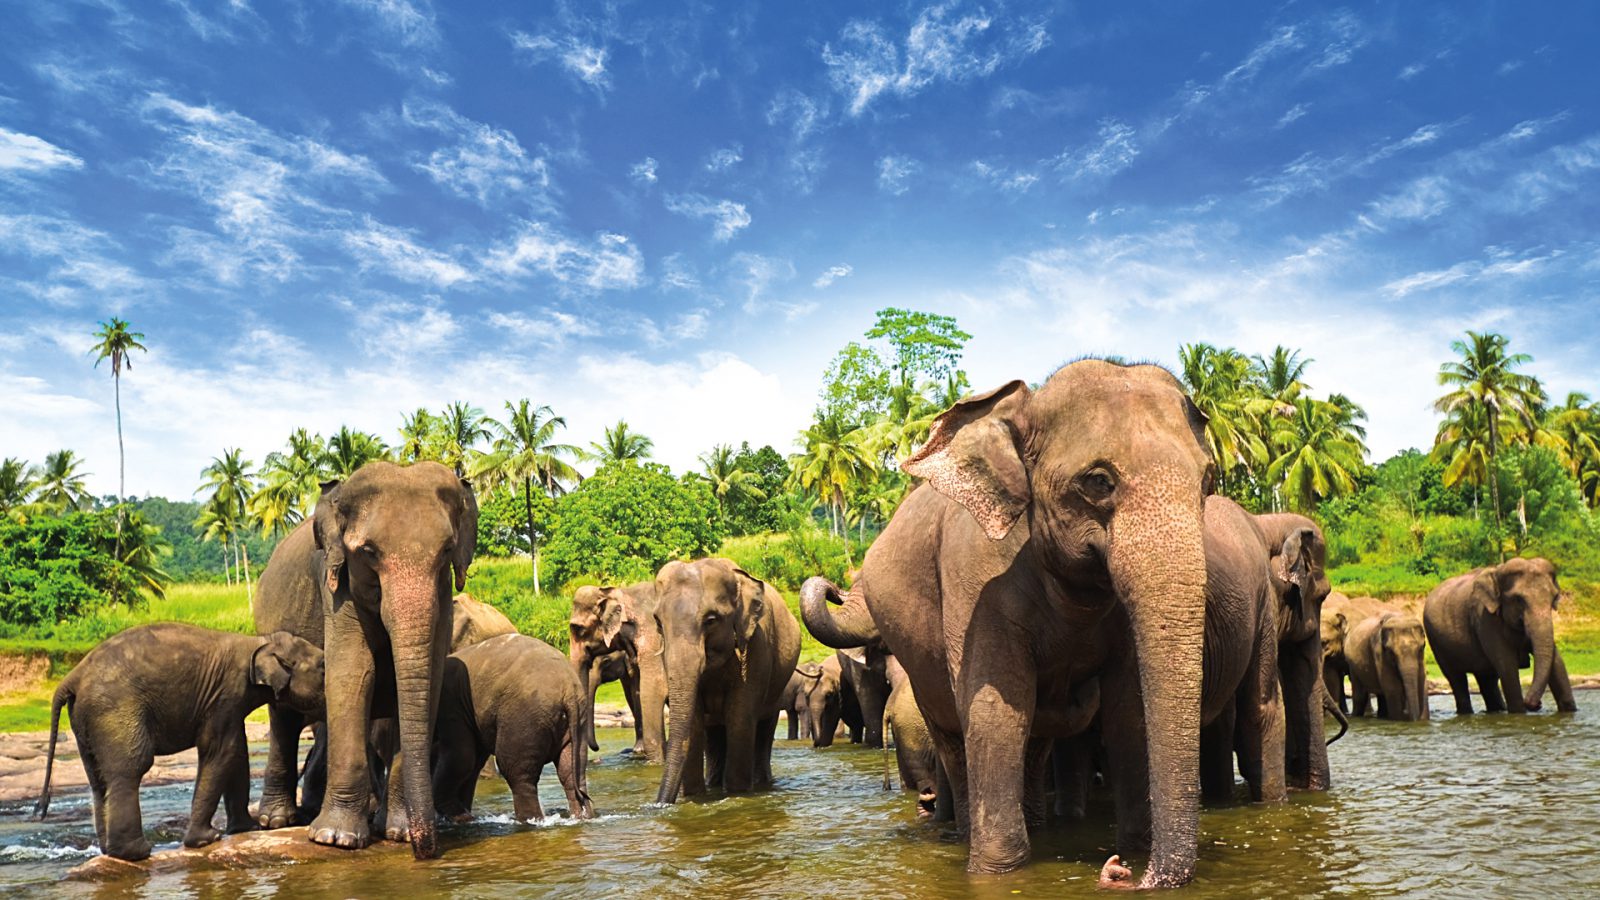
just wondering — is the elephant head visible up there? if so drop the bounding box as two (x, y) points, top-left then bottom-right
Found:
(1474, 557), (1562, 710)
(1376, 613), (1429, 721)
(252, 631), (326, 717)
(569, 584), (635, 751)
(653, 558), (767, 804)
(799, 655), (846, 747)
(312, 461), (477, 859)
(902, 361), (1214, 887)
(1269, 520), (1332, 641)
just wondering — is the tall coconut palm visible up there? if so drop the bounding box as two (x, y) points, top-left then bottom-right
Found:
(587, 420), (654, 465)
(1249, 346), (1313, 416)
(472, 400), (582, 593)
(397, 408), (442, 463)
(0, 457), (37, 521)
(198, 448), (256, 600)
(261, 428), (327, 514)
(1542, 393), (1600, 503)
(89, 318), (148, 504)
(790, 411), (875, 545)
(439, 401), (492, 476)
(195, 494), (239, 585)
(115, 507), (173, 600)
(698, 444), (766, 519)
(325, 427), (390, 479)
(1179, 343), (1266, 491)
(33, 450), (93, 514)
(1433, 331), (1545, 558)
(1266, 397), (1368, 514)
(247, 478), (303, 544)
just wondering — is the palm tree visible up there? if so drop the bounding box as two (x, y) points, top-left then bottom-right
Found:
(199, 448), (256, 600)
(261, 428), (327, 514)
(1542, 393), (1600, 505)
(1179, 343), (1267, 492)
(89, 318), (148, 504)
(439, 401), (492, 476)
(587, 420), (654, 465)
(325, 427), (390, 478)
(472, 400), (582, 593)
(33, 450), (93, 514)
(196, 494), (239, 585)
(698, 444), (766, 519)
(247, 478), (303, 544)
(1248, 346), (1313, 416)
(790, 411), (875, 546)
(1266, 397), (1368, 513)
(114, 507), (172, 600)
(397, 408), (442, 463)
(0, 457), (37, 521)
(1433, 331), (1545, 558)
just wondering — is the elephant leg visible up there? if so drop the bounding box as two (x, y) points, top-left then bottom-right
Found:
(787, 707), (799, 741)
(1377, 660), (1406, 722)
(958, 653), (1035, 873)
(1323, 665), (1346, 716)
(78, 743), (109, 850)
(1051, 734), (1094, 820)
(704, 724), (728, 789)
(430, 729), (477, 819)
(380, 748), (414, 842)
(1488, 647), (1527, 713)
(640, 656), (668, 764)
(1280, 637), (1327, 791)
(927, 724), (967, 828)
(623, 672), (646, 755)
(680, 719), (707, 797)
(1200, 705), (1236, 804)
(102, 768), (152, 861)
(1022, 737), (1051, 829)
(309, 610), (378, 850)
(258, 705), (306, 828)
(1550, 652), (1578, 713)
(1101, 666), (1153, 855)
(1442, 668), (1474, 715)
(1241, 626), (1286, 803)
(859, 676), (889, 749)
(722, 705), (758, 793)
(754, 715), (778, 787)
(300, 722), (328, 820)
(1349, 675), (1371, 717)
(1475, 671), (1508, 713)
(503, 759), (545, 823)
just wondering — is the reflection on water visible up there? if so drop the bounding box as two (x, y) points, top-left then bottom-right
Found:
(4, 693), (1600, 898)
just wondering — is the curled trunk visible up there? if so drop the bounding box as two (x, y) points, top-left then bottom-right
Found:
(1524, 613), (1557, 710)
(800, 577), (879, 648)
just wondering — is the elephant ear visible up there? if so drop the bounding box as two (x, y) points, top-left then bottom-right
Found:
(902, 380), (1032, 541)
(252, 633), (294, 698)
(598, 588), (628, 647)
(312, 481), (346, 598)
(798, 663), (823, 680)
(452, 478), (479, 592)
(730, 566), (767, 650)
(1472, 568), (1501, 616)
(1277, 526), (1321, 627)
(840, 646), (867, 666)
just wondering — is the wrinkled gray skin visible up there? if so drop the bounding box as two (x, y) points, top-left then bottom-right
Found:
(654, 559), (801, 803)
(569, 582), (665, 762)
(1255, 513), (1334, 791)
(797, 654), (857, 747)
(310, 461), (478, 859)
(836, 646), (890, 748)
(1197, 496), (1287, 805)
(587, 650), (644, 750)
(38, 623), (323, 860)
(432, 634), (593, 822)
(802, 361), (1213, 888)
(781, 663), (821, 740)
(1423, 557), (1576, 715)
(451, 593), (517, 652)
(1345, 613), (1429, 721)
(1320, 594), (1391, 714)
(884, 657), (938, 817)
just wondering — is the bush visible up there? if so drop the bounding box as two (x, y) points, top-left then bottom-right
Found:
(0, 511), (164, 629)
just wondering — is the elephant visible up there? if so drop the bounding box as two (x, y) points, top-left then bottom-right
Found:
(1422, 557), (1576, 715)
(795, 653), (859, 747)
(432, 634), (593, 823)
(781, 663), (821, 740)
(38, 623), (324, 860)
(308, 461), (478, 858)
(1197, 496), (1287, 805)
(1320, 593), (1391, 714)
(654, 558), (801, 803)
(883, 656), (938, 817)
(1255, 513), (1335, 791)
(801, 361), (1214, 888)
(836, 646), (891, 748)
(568, 581), (666, 762)
(1345, 612), (1429, 721)
(451, 592), (517, 652)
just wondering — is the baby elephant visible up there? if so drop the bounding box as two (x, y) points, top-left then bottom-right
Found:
(1347, 612), (1430, 721)
(432, 634), (594, 823)
(38, 623), (325, 860)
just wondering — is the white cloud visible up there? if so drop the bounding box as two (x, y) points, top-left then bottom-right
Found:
(340, 0), (439, 48)
(766, 89), (824, 140)
(706, 145), (742, 171)
(0, 128), (83, 174)
(486, 309), (599, 344)
(1276, 103), (1309, 128)
(511, 31), (610, 89)
(1383, 249), (1560, 297)
(730, 252), (795, 313)
(342, 218), (472, 287)
(630, 157), (658, 184)
(0, 213), (147, 306)
(664, 193), (751, 242)
(1398, 62), (1426, 80)
(1056, 119), (1139, 180)
(337, 296), (461, 356)
(483, 222), (644, 290)
(823, 3), (1048, 115)
(876, 155), (917, 194)
(1370, 175), (1451, 222)
(403, 101), (549, 207)
(813, 264), (853, 289)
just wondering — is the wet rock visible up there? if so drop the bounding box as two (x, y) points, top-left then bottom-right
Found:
(64, 827), (413, 881)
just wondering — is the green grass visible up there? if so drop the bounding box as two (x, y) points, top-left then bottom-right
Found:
(1327, 562), (1441, 599)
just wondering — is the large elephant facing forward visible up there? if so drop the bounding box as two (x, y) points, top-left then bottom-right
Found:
(309, 461), (477, 859)
(1423, 557), (1576, 715)
(654, 559), (801, 803)
(568, 582), (665, 762)
(802, 361), (1213, 889)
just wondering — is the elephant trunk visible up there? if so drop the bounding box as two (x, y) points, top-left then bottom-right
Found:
(1400, 657), (1428, 722)
(388, 587), (442, 860)
(571, 646), (600, 752)
(656, 652), (704, 805)
(1108, 479), (1206, 889)
(1524, 611), (1557, 711)
(800, 577), (879, 648)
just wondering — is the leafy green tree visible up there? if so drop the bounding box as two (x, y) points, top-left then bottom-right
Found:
(33, 450), (94, 514)
(723, 443), (791, 535)
(472, 400), (582, 593)
(1495, 445), (1587, 554)
(1433, 330), (1546, 558)
(587, 420), (654, 465)
(89, 317), (147, 503)
(0, 510), (168, 627)
(0, 457), (37, 521)
(1542, 392), (1600, 507)
(819, 341), (890, 429)
(1248, 346), (1312, 416)
(1267, 397), (1368, 513)
(865, 307), (972, 414)
(325, 427), (390, 479)
(1179, 343), (1266, 494)
(115, 507), (173, 600)
(198, 448), (257, 597)
(397, 408), (443, 463)
(439, 401), (492, 476)
(195, 493), (240, 585)
(790, 411), (875, 548)
(260, 428), (327, 516)
(698, 443), (766, 524)
(541, 462), (724, 589)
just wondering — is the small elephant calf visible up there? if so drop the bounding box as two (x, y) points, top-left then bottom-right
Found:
(38, 623), (325, 860)
(432, 634), (594, 823)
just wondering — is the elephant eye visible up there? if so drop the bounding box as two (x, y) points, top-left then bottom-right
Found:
(703, 612), (721, 625)
(1077, 467), (1117, 503)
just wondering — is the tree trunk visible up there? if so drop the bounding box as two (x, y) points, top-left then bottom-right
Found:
(524, 477), (539, 594)
(222, 537), (232, 586)
(1488, 418), (1504, 562)
(241, 540), (253, 607)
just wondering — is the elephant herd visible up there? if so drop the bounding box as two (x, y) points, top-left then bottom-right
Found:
(32, 360), (1582, 891)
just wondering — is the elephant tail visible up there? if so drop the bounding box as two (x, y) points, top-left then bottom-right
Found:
(881, 707), (893, 792)
(800, 577), (880, 649)
(1323, 685), (1349, 745)
(567, 684), (594, 818)
(37, 680), (72, 820)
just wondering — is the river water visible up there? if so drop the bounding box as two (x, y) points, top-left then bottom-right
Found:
(4, 694), (1598, 898)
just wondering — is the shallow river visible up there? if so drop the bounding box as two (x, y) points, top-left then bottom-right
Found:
(4, 694), (1599, 898)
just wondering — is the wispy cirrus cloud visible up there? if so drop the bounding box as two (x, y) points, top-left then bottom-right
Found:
(483, 222), (644, 291)
(0, 127), (84, 174)
(402, 101), (550, 208)
(823, 2), (1048, 115)
(664, 193), (751, 242)
(511, 31), (610, 90)
(343, 218), (472, 287)
(813, 264), (852, 289)
(1055, 119), (1139, 181)
(340, 0), (439, 48)
(1383, 248), (1562, 297)
(876, 155), (917, 194)
(629, 157), (658, 184)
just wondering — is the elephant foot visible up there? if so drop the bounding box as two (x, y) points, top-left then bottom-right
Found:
(1524, 697), (1543, 712)
(379, 803), (412, 843)
(1559, 701), (1579, 713)
(182, 824), (223, 848)
(255, 796), (303, 829)
(309, 806), (371, 850)
(1098, 855), (1136, 890)
(105, 839), (153, 862)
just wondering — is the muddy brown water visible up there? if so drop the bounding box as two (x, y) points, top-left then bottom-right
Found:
(3, 694), (1599, 898)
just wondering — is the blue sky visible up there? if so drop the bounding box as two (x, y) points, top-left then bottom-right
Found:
(2, 1), (1597, 500)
